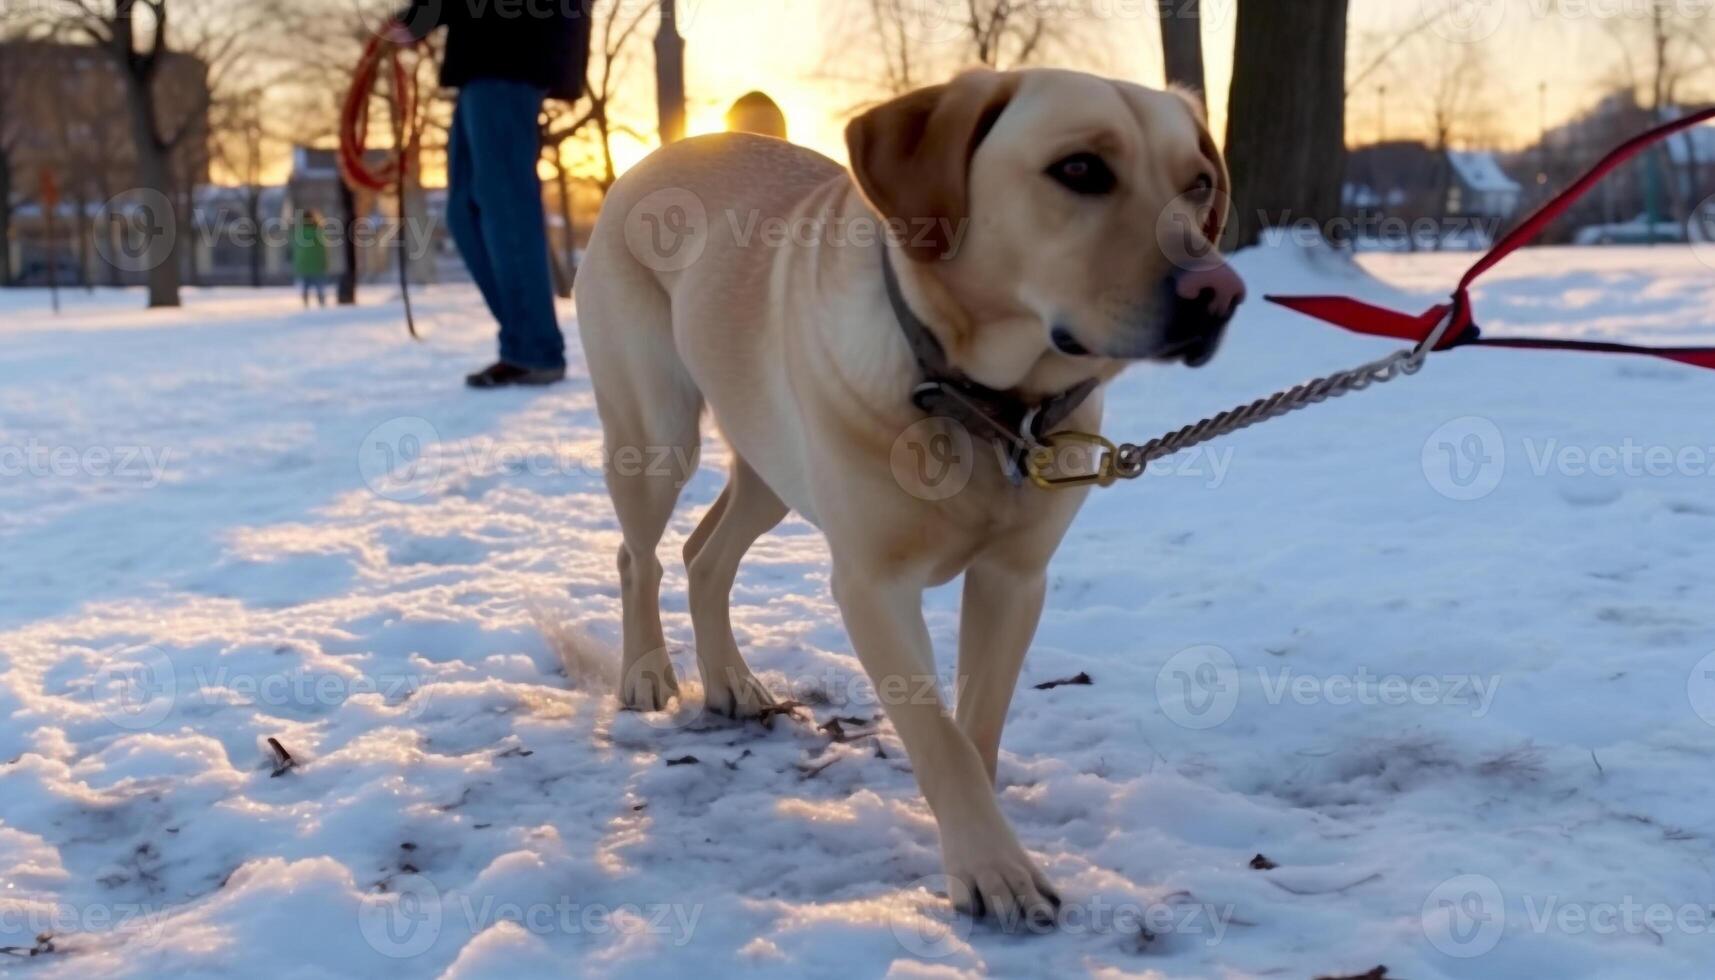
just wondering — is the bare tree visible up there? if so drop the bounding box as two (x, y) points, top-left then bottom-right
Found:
(1418, 45), (1494, 250)
(1566, 0), (1715, 223)
(0, 37), (22, 287)
(830, 0), (1061, 100)
(271, 0), (430, 304)
(550, 0), (651, 189)
(40, 0), (261, 307)
(540, 0), (652, 294)
(211, 86), (269, 286)
(1157, 0), (1205, 109)
(1224, 0), (1350, 249)
(47, 54), (109, 288)
(654, 0), (684, 144)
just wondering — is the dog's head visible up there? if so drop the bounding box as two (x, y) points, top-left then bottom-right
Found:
(847, 68), (1245, 384)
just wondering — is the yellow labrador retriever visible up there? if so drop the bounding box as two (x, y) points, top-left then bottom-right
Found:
(574, 68), (1244, 922)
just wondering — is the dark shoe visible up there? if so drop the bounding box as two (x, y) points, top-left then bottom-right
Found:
(465, 361), (567, 389)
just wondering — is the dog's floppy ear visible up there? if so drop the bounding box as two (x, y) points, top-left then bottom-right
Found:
(845, 70), (1020, 262)
(1169, 86), (1231, 250)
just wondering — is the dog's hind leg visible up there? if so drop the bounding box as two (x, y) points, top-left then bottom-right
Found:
(581, 277), (703, 712)
(684, 456), (787, 719)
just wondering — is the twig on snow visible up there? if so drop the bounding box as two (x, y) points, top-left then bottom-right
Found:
(1033, 672), (1093, 691)
(267, 737), (296, 777)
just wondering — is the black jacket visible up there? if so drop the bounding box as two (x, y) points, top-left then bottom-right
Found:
(403, 0), (592, 102)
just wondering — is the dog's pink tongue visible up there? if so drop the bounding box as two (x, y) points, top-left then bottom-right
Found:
(1176, 260), (1248, 318)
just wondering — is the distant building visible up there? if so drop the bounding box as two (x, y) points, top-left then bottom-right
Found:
(1445, 151), (1523, 220)
(726, 92), (788, 140)
(1661, 110), (1715, 204)
(1501, 91), (1715, 239)
(1344, 143), (1524, 222)
(3, 40), (210, 285)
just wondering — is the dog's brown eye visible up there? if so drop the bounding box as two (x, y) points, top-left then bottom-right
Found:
(1047, 153), (1116, 196)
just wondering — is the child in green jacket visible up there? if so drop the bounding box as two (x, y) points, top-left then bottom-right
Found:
(292, 210), (330, 308)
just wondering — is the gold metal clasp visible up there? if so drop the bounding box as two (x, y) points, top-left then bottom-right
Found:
(1026, 432), (1119, 490)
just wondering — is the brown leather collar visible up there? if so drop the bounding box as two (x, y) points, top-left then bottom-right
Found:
(882, 251), (1098, 485)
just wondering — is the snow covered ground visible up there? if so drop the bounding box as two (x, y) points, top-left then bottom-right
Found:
(2, 244), (1713, 979)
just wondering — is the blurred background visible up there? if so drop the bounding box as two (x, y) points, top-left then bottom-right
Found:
(0, 0), (1712, 305)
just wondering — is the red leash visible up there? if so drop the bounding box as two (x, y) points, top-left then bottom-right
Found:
(1268, 107), (1715, 372)
(339, 28), (423, 339)
(339, 32), (420, 193)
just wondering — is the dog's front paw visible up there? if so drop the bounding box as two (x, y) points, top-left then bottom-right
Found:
(942, 834), (1060, 928)
(703, 667), (780, 722)
(619, 649), (679, 711)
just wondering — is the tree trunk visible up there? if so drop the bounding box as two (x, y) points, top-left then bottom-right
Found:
(114, 53), (184, 306)
(555, 150), (577, 288)
(1158, 0), (1207, 110)
(75, 192), (92, 290)
(178, 180), (199, 289)
(248, 190), (264, 287)
(1224, 0), (1350, 250)
(0, 155), (11, 287)
(337, 178), (359, 305)
(655, 0), (686, 144)
(139, 144), (183, 306)
(1430, 147), (1453, 253)
(101, 179), (122, 287)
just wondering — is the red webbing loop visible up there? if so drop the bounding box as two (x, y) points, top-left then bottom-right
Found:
(337, 27), (424, 340)
(1268, 107), (1715, 371)
(338, 31), (420, 193)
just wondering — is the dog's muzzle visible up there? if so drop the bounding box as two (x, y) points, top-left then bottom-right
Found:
(1158, 260), (1246, 368)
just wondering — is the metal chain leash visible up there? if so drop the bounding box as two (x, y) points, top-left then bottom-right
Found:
(1026, 311), (1460, 490)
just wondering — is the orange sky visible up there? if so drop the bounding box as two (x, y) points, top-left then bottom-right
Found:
(655, 0), (1706, 170)
(247, 0), (1711, 186)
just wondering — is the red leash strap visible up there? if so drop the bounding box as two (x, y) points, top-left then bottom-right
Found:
(1267, 107), (1715, 372)
(339, 32), (420, 193)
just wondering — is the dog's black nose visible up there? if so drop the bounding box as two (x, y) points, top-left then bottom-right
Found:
(1162, 261), (1246, 368)
(1051, 326), (1092, 357)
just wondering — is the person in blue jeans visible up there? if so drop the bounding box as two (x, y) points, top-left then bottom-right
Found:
(394, 1), (591, 388)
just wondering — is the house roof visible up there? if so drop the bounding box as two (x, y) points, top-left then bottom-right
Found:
(1664, 123), (1715, 165)
(1447, 151), (1521, 195)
